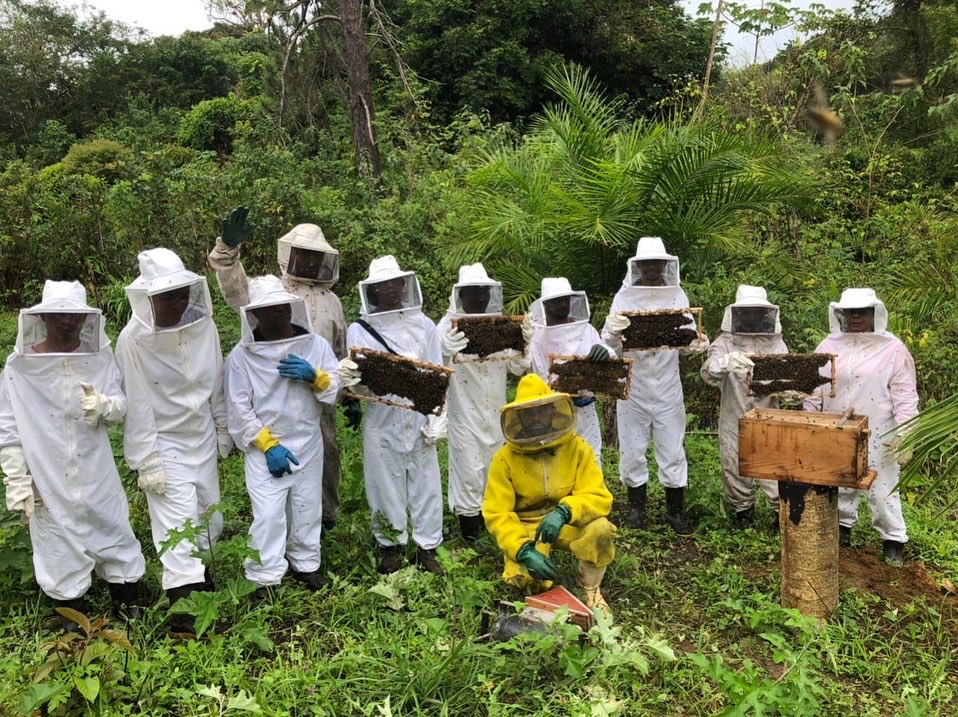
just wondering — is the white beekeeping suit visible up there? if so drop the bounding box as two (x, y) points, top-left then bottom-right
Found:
(601, 236), (707, 535)
(700, 285), (786, 527)
(804, 288), (918, 564)
(209, 221), (347, 529)
(343, 255), (445, 575)
(224, 276), (340, 589)
(436, 263), (528, 542)
(0, 281), (146, 612)
(116, 248), (228, 629)
(528, 277), (610, 462)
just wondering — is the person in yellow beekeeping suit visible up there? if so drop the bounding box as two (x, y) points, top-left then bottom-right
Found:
(482, 374), (616, 613)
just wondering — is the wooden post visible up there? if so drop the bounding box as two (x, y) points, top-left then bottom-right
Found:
(778, 483), (839, 619)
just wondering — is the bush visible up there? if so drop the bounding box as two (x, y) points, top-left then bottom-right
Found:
(177, 96), (261, 156)
(60, 139), (131, 182)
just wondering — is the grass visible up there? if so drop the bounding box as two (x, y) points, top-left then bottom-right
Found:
(0, 302), (956, 715)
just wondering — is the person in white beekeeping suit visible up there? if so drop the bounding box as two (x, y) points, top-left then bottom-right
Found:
(700, 285), (786, 530)
(437, 263), (530, 544)
(527, 277), (613, 463)
(116, 248), (231, 636)
(209, 207), (353, 532)
(601, 237), (709, 536)
(804, 288), (918, 566)
(224, 275), (340, 596)
(0, 281), (147, 628)
(338, 255), (446, 575)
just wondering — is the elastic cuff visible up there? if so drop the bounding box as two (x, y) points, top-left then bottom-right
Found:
(311, 370), (331, 392)
(253, 426), (279, 453)
(556, 502), (573, 523)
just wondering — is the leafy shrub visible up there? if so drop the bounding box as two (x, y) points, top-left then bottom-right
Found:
(61, 139), (131, 182)
(177, 96), (260, 156)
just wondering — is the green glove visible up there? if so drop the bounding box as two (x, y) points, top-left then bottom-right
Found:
(222, 206), (255, 247)
(534, 503), (572, 544)
(516, 542), (558, 582)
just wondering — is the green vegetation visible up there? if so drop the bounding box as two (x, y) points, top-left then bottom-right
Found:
(0, 0), (956, 713)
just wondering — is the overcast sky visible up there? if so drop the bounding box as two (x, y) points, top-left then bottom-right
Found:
(74, 0), (858, 66)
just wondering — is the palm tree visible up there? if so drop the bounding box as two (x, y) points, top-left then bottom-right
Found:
(447, 62), (815, 314)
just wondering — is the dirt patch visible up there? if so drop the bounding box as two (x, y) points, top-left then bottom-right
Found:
(453, 315), (524, 358)
(549, 357), (631, 399)
(622, 311), (698, 350)
(353, 349), (450, 415)
(839, 549), (952, 605)
(749, 353), (832, 397)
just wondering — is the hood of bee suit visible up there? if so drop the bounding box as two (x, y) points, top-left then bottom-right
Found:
(16, 280), (109, 355)
(447, 262), (503, 316)
(276, 223), (340, 289)
(828, 287), (890, 335)
(500, 374), (576, 452)
(721, 284), (782, 334)
(239, 274), (311, 345)
(125, 248), (212, 332)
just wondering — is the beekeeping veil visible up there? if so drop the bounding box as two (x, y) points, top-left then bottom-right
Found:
(16, 280), (106, 355)
(448, 263), (503, 316)
(829, 288), (890, 335)
(240, 275), (311, 345)
(277, 223), (340, 288)
(126, 248), (211, 333)
(500, 374), (575, 450)
(358, 255), (423, 317)
(722, 285), (781, 335)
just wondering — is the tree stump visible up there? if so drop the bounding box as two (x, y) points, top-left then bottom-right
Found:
(779, 483), (839, 619)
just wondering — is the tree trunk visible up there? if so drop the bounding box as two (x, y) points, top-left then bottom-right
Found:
(779, 482), (839, 620)
(340, 0), (381, 180)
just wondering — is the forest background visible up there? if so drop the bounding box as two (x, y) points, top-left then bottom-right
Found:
(0, 0), (957, 714)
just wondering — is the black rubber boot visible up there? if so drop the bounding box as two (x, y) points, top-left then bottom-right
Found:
(664, 487), (693, 536)
(625, 485), (647, 529)
(732, 507), (754, 530)
(201, 565), (215, 592)
(882, 540), (905, 567)
(167, 582), (205, 636)
(53, 597), (91, 633)
(839, 525), (852, 548)
(458, 514), (484, 544)
(414, 547), (444, 576)
(378, 545), (404, 575)
(108, 581), (148, 621)
(291, 569), (330, 592)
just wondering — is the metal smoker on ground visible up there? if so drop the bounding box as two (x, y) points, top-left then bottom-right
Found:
(738, 357), (875, 620)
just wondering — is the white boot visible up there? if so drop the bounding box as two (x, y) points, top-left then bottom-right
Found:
(576, 560), (610, 617)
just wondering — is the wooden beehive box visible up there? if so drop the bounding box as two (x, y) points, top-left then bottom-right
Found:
(739, 408), (875, 489)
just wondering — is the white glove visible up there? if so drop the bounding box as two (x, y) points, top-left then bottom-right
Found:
(421, 413), (448, 446)
(79, 382), (121, 427)
(441, 328), (469, 355)
(1, 445), (37, 520)
(604, 313), (631, 335)
(889, 433), (913, 466)
(715, 352), (754, 375)
(521, 314), (536, 345)
(684, 334), (710, 355)
(216, 429), (234, 459)
(337, 358), (362, 388)
(136, 452), (167, 495)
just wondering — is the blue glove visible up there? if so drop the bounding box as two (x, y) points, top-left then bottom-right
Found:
(265, 445), (300, 478)
(573, 396), (596, 407)
(343, 399), (362, 431)
(516, 542), (558, 582)
(278, 354), (316, 383)
(587, 344), (610, 362)
(534, 504), (571, 544)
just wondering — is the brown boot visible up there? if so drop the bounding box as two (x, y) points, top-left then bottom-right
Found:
(414, 547), (444, 576)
